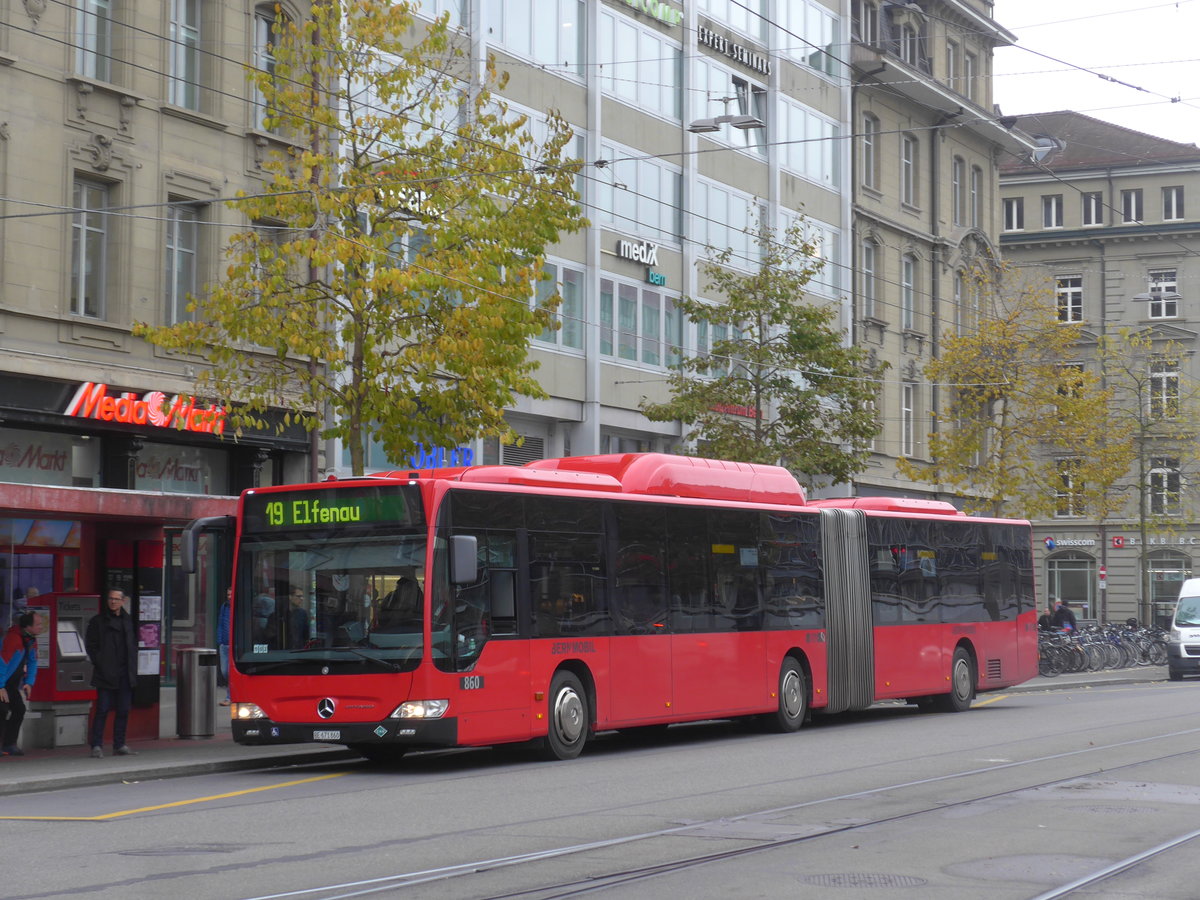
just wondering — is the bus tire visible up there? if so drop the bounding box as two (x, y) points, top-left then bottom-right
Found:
(766, 658), (807, 733)
(544, 671), (589, 760)
(349, 744), (408, 765)
(934, 647), (975, 712)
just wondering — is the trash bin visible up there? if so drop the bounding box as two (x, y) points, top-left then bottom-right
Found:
(177, 647), (218, 739)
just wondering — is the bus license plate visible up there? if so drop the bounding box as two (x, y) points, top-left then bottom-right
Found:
(313, 730), (340, 740)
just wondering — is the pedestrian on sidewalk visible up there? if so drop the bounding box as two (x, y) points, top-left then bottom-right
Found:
(0, 611), (45, 756)
(1052, 599), (1078, 632)
(85, 588), (139, 759)
(217, 588), (231, 706)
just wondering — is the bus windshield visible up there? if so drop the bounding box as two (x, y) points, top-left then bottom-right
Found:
(234, 485), (427, 674)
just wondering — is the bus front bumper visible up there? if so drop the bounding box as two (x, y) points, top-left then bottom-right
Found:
(232, 717), (458, 747)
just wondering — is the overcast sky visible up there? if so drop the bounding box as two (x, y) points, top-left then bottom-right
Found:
(992, 0), (1200, 146)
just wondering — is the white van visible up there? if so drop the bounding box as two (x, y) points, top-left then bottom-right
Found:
(1168, 578), (1200, 681)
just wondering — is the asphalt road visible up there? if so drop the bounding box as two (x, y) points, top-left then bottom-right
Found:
(3, 677), (1199, 900)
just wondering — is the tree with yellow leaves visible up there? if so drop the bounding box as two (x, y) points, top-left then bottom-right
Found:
(136, 0), (585, 474)
(899, 266), (1129, 519)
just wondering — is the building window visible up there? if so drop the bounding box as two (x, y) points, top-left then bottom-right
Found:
(166, 201), (200, 324)
(1150, 358), (1180, 419)
(252, 7), (281, 131)
(1056, 275), (1082, 323)
(899, 23), (920, 66)
(494, 0), (584, 76)
(1164, 186), (1184, 221)
(1003, 197), (1023, 231)
(75, 0), (113, 80)
(1149, 269), (1178, 318)
(697, 0), (767, 41)
(692, 178), (764, 271)
(860, 240), (877, 319)
(952, 157), (965, 226)
(901, 253), (916, 330)
(1082, 191), (1103, 226)
(70, 179), (110, 319)
(852, 0), (879, 45)
(901, 134), (918, 206)
(534, 263), (585, 351)
(780, 97), (839, 187)
(963, 52), (977, 102)
(600, 278), (682, 368)
(946, 40), (959, 89)
(1055, 458), (1083, 518)
(598, 140), (682, 244)
(901, 382), (916, 456)
(598, 11), (682, 121)
(970, 165), (982, 227)
(779, 0), (839, 76)
(861, 113), (879, 190)
(168, 0), (200, 109)
(1042, 194), (1064, 229)
(1150, 457), (1182, 515)
(414, 0), (463, 27)
(1122, 188), (1143, 223)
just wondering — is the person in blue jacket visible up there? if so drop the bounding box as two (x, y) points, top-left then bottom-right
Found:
(0, 611), (45, 756)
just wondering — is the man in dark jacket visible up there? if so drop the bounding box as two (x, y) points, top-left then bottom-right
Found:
(85, 588), (139, 759)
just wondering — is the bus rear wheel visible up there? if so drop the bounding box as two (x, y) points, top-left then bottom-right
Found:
(934, 648), (975, 712)
(543, 671), (589, 760)
(765, 658), (807, 733)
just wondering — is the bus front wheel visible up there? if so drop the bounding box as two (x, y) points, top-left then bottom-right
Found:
(765, 658), (807, 733)
(543, 671), (589, 760)
(934, 648), (976, 712)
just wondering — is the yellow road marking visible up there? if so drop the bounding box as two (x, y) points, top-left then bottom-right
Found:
(973, 693), (1009, 708)
(0, 771), (346, 821)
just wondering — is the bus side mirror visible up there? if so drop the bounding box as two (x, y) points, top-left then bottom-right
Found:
(180, 515), (236, 574)
(450, 535), (478, 585)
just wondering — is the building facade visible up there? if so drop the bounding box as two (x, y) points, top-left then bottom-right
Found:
(1000, 111), (1200, 626)
(329, 0), (854, 480)
(847, 0), (1034, 499)
(0, 0), (314, 715)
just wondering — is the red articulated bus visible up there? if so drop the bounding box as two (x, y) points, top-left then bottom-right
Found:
(217, 453), (1037, 762)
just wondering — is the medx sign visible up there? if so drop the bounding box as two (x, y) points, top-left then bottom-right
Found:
(616, 239), (659, 266)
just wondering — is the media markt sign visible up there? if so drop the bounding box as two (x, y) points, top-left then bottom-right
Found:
(621, 0), (682, 27)
(65, 382), (227, 435)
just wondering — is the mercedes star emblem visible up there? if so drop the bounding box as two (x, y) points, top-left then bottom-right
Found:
(317, 698), (336, 719)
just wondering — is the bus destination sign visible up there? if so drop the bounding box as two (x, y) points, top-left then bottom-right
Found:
(243, 486), (421, 532)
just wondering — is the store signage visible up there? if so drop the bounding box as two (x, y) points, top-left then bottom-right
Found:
(406, 443), (474, 469)
(622, 0), (682, 27)
(697, 24), (771, 76)
(65, 382), (227, 435)
(647, 270), (666, 286)
(617, 239), (659, 266)
(1045, 538), (1095, 548)
(1113, 535), (1199, 547)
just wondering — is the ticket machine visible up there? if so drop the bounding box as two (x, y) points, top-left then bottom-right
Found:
(29, 594), (98, 703)
(24, 594), (98, 749)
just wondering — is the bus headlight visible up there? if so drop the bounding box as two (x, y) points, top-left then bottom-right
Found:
(389, 700), (449, 719)
(233, 703), (267, 719)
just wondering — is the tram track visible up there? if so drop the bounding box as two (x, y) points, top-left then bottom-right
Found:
(242, 721), (1200, 900)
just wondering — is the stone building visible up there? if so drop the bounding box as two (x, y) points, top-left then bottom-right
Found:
(1000, 111), (1200, 625)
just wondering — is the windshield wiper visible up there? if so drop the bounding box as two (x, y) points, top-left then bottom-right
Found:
(241, 645), (410, 673)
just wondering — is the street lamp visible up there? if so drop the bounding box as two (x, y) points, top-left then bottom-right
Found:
(688, 95), (766, 134)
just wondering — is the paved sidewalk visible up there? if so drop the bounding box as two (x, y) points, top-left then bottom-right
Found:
(0, 667), (1172, 797)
